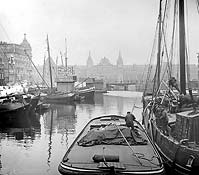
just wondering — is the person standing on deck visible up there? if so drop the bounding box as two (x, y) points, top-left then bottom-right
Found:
(125, 112), (136, 130)
(160, 108), (169, 136)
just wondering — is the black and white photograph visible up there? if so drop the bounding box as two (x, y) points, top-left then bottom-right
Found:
(0, 0), (199, 174)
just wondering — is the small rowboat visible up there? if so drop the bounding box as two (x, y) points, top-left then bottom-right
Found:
(58, 115), (165, 175)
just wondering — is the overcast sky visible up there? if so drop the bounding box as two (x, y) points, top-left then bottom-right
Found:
(0, 0), (199, 66)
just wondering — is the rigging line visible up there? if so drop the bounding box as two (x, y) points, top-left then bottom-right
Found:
(0, 22), (11, 42)
(162, 1), (173, 77)
(153, 0), (171, 97)
(42, 55), (46, 85)
(148, 26), (159, 97)
(185, 0), (191, 86)
(112, 123), (143, 166)
(162, 0), (169, 40)
(74, 77), (90, 89)
(102, 147), (109, 168)
(24, 50), (49, 88)
(162, 81), (177, 100)
(186, 47), (190, 88)
(134, 153), (161, 166)
(195, 0), (199, 14)
(169, 0), (178, 75)
(143, 22), (159, 95)
(160, 0), (173, 80)
(162, 27), (171, 78)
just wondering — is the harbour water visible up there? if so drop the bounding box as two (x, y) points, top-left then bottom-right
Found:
(0, 91), (143, 175)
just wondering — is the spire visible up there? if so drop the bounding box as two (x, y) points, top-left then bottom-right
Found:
(89, 50), (91, 58)
(87, 50), (93, 67)
(24, 33), (26, 40)
(117, 50), (123, 67)
(21, 33), (31, 51)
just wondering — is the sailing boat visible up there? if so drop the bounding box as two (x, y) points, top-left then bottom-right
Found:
(44, 35), (75, 104)
(142, 0), (199, 174)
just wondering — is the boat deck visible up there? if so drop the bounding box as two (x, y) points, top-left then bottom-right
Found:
(61, 116), (163, 173)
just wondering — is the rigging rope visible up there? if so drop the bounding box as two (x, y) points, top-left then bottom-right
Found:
(24, 50), (49, 88)
(195, 0), (199, 15)
(113, 122), (161, 166)
(185, 0), (191, 88)
(0, 22), (11, 42)
(169, 0), (178, 77)
(113, 123), (142, 166)
(144, 22), (158, 96)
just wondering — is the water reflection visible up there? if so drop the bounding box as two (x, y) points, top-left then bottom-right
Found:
(47, 109), (53, 167)
(52, 104), (77, 133)
(0, 91), (142, 175)
(94, 93), (104, 105)
(0, 112), (41, 141)
(44, 104), (77, 168)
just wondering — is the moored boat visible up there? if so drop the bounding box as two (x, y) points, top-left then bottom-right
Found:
(0, 96), (30, 127)
(43, 35), (76, 105)
(75, 86), (95, 101)
(142, 0), (199, 174)
(58, 115), (165, 175)
(44, 92), (75, 104)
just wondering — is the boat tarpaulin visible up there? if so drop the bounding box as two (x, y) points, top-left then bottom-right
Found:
(78, 124), (147, 146)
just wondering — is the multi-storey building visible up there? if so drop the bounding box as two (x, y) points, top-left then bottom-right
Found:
(73, 52), (199, 91)
(0, 34), (33, 85)
(74, 51), (147, 84)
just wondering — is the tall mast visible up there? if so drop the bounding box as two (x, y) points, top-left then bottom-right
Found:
(197, 53), (199, 83)
(156, 0), (162, 91)
(179, 0), (186, 94)
(64, 38), (68, 69)
(42, 55), (46, 86)
(47, 35), (53, 90)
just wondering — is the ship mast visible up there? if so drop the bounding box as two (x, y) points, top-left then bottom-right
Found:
(179, 0), (186, 94)
(156, 0), (162, 91)
(64, 38), (68, 69)
(47, 35), (53, 90)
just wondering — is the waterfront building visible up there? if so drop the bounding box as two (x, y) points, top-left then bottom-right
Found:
(73, 52), (199, 91)
(0, 34), (33, 85)
(33, 51), (199, 91)
(85, 51), (124, 83)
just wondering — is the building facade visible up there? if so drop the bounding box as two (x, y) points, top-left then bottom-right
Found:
(73, 52), (199, 91)
(74, 51), (147, 84)
(0, 34), (33, 85)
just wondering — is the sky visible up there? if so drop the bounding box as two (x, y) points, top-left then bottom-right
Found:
(0, 0), (199, 66)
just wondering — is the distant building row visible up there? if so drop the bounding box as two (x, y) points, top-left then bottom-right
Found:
(0, 34), (33, 85)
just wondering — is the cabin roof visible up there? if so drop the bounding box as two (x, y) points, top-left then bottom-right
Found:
(177, 111), (199, 118)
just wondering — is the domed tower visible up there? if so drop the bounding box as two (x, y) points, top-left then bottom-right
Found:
(21, 33), (32, 57)
(117, 50), (123, 67)
(86, 51), (94, 67)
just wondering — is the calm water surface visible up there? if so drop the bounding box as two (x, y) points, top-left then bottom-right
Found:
(0, 91), (143, 175)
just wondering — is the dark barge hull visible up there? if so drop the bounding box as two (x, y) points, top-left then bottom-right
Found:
(44, 93), (75, 104)
(0, 103), (30, 127)
(58, 115), (165, 175)
(142, 106), (199, 175)
(77, 87), (95, 100)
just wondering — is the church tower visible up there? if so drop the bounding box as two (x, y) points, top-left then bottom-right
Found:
(86, 51), (94, 67)
(117, 50), (123, 67)
(20, 33), (32, 58)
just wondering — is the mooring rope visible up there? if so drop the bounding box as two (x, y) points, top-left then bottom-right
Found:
(113, 123), (142, 166)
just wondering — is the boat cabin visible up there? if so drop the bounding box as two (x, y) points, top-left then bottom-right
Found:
(174, 111), (199, 144)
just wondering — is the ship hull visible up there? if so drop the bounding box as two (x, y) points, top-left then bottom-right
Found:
(142, 98), (199, 175)
(59, 115), (165, 175)
(76, 87), (95, 100)
(44, 93), (75, 104)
